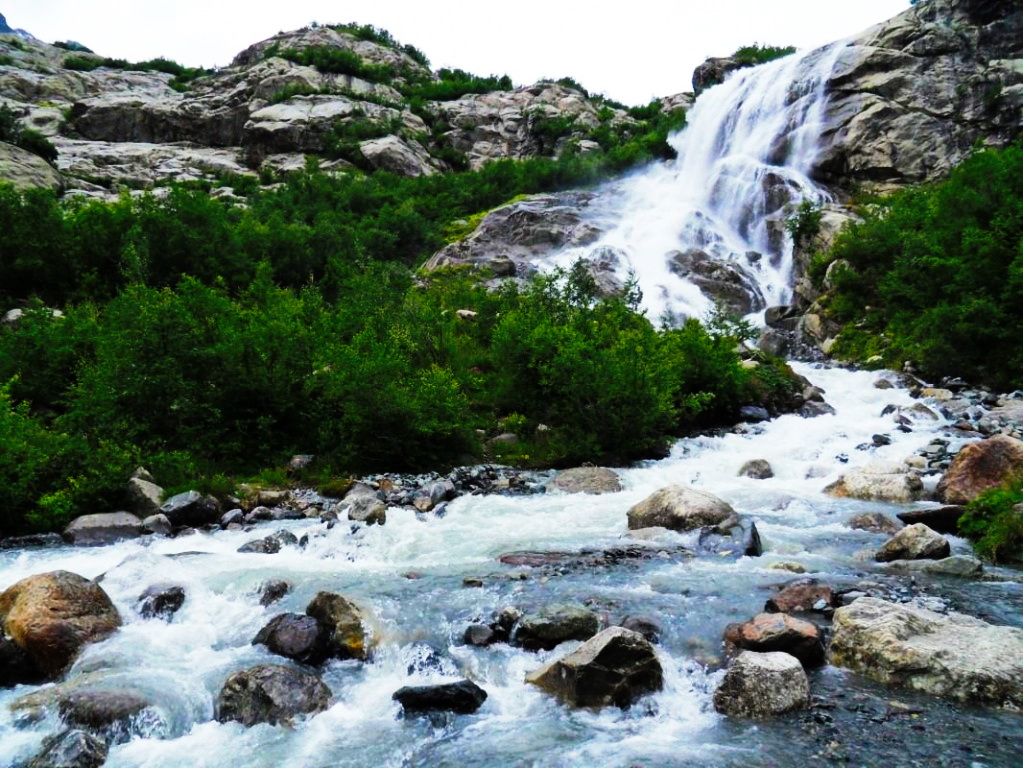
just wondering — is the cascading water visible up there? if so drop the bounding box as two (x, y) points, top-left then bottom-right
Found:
(550, 44), (844, 322)
(2, 48), (1023, 768)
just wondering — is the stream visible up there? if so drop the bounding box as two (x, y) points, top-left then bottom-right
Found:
(2, 364), (1022, 767)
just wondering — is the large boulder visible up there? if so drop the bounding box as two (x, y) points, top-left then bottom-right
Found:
(341, 483), (387, 525)
(392, 679), (488, 715)
(525, 626), (663, 708)
(305, 592), (375, 661)
(896, 505), (964, 535)
(0, 142), (62, 191)
(723, 613), (825, 666)
(159, 491), (219, 527)
(513, 604), (601, 651)
(137, 584), (185, 620)
(126, 476), (164, 519)
(551, 467), (623, 494)
(25, 729), (108, 768)
(627, 485), (735, 532)
(696, 514), (763, 558)
(713, 651), (810, 717)
(62, 512), (143, 547)
(824, 461), (923, 502)
(216, 664), (332, 726)
(829, 597), (1023, 707)
(874, 523), (951, 562)
(0, 571), (121, 683)
(937, 435), (1023, 504)
(253, 613), (329, 665)
(57, 689), (152, 742)
(359, 135), (437, 176)
(880, 555), (984, 577)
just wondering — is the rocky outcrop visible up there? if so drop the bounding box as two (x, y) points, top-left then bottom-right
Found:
(724, 613), (825, 666)
(816, 0), (1023, 192)
(667, 248), (766, 316)
(874, 523), (951, 562)
(0, 141), (62, 191)
(525, 626), (663, 708)
(513, 604), (600, 651)
(216, 664), (332, 726)
(936, 435), (1023, 504)
(829, 597), (1023, 707)
(393, 679), (487, 715)
(713, 651), (810, 717)
(551, 467), (622, 494)
(692, 57), (745, 94)
(824, 461), (923, 502)
(626, 485), (735, 532)
(0, 571), (121, 683)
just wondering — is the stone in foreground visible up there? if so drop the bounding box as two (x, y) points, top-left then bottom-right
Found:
(829, 597), (1023, 708)
(713, 651), (810, 717)
(724, 613), (825, 666)
(216, 664), (331, 726)
(627, 485), (734, 532)
(874, 523), (950, 562)
(525, 626), (662, 709)
(253, 613), (329, 665)
(393, 679), (488, 715)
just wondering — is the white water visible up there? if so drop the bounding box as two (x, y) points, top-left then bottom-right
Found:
(549, 45), (843, 322)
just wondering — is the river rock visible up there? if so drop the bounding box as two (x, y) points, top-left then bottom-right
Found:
(0, 632), (46, 687)
(140, 513), (172, 536)
(126, 476), (164, 519)
(627, 485), (735, 533)
(25, 729), (108, 768)
(723, 613), (825, 666)
(253, 613), (329, 665)
(713, 651), (810, 717)
(342, 483), (387, 525)
(829, 597), (1023, 707)
(696, 514), (763, 558)
(824, 461), (923, 502)
(936, 435), (1023, 504)
(668, 248), (765, 316)
(874, 523), (950, 562)
(258, 579), (292, 606)
(412, 479), (455, 512)
(880, 555), (984, 577)
(765, 577), (834, 614)
(525, 626), (663, 709)
(137, 584), (185, 620)
(738, 459), (774, 480)
(57, 690), (151, 741)
(847, 511), (902, 534)
(896, 505), (963, 535)
(237, 528), (298, 554)
(216, 663), (332, 726)
(62, 512), (143, 546)
(513, 603), (600, 651)
(551, 467), (622, 494)
(0, 571), (121, 682)
(305, 591), (375, 661)
(463, 624), (499, 647)
(159, 491), (219, 527)
(392, 679), (487, 715)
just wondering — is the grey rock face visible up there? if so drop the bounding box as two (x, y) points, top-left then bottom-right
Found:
(63, 512), (143, 546)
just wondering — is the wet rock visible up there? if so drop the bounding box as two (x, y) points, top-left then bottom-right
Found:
(765, 578), (834, 614)
(237, 529), (299, 554)
(880, 555), (984, 578)
(258, 579), (292, 606)
(829, 597), (1023, 707)
(738, 459), (774, 480)
(668, 248), (766, 316)
(768, 561), (808, 574)
(798, 401), (837, 418)
(697, 514), (763, 558)
(513, 603), (600, 651)
(525, 627), (663, 709)
(0, 571), (121, 682)
(393, 679), (487, 715)
(342, 483), (387, 525)
(824, 461), (923, 503)
(463, 624), (499, 647)
(140, 514), (172, 536)
(216, 663), (331, 726)
(551, 467), (622, 494)
(220, 509), (244, 527)
(62, 512), (143, 547)
(620, 616), (662, 643)
(0, 533), (65, 550)
(937, 435), (1023, 504)
(305, 591), (375, 661)
(713, 651), (810, 717)
(627, 485), (735, 533)
(895, 505), (963, 535)
(25, 729), (107, 768)
(126, 476), (164, 520)
(137, 584), (185, 620)
(874, 523), (950, 562)
(253, 613), (329, 665)
(724, 613), (825, 666)
(159, 491), (219, 528)
(847, 511), (902, 534)
(739, 406), (771, 423)
(412, 479), (455, 512)
(57, 690), (151, 741)
(0, 632), (46, 687)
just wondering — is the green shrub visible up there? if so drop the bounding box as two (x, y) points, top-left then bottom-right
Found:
(62, 54), (101, 71)
(281, 46), (393, 83)
(731, 43), (796, 67)
(16, 127), (57, 163)
(0, 102), (16, 141)
(959, 477), (1023, 562)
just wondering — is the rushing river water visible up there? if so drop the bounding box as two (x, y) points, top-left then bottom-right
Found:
(2, 364), (1022, 767)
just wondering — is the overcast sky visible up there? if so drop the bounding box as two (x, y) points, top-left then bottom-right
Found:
(7, 1), (910, 104)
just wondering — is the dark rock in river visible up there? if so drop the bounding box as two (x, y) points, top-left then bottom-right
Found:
(237, 528), (299, 554)
(253, 613), (330, 665)
(258, 579), (292, 606)
(305, 591), (375, 661)
(738, 459), (774, 480)
(896, 505), (963, 535)
(63, 512), (143, 547)
(57, 690), (151, 743)
(697, 514), (763, 558)
(216, 663), (331, 726)
(26, 729), (108, 768)
(137, 584), (185, 620)
(393, 679), (488, 715)
(513, 603), (601, 651)
(160, 491), (220, 527)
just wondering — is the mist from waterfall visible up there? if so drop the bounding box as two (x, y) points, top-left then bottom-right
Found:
(549, 43), (846, 323)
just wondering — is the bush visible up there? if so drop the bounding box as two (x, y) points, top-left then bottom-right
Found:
(959, 477), (1023, 562)
(731, 43), (796, 67)
(281, 46), (393, 83)
(16, 127), (58, 163)
(62, 54), (101, 71)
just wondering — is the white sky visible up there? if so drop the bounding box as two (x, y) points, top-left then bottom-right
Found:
(6, 1), (910, 105)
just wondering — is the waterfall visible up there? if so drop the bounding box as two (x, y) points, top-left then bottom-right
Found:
(549, 44), (845, 323)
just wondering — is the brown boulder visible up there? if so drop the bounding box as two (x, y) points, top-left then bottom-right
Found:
(552, 467), (622, 494)
(0, 571), (121, 681)
(937, 436), (1023, 504)
(305, 592), (375, 661)
(847, 511), (902, 534)
(724, 613), (825, 666)
(765, 578), (834, 614)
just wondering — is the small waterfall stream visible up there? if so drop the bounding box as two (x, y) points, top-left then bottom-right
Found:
(3, 47), (1023, 768)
